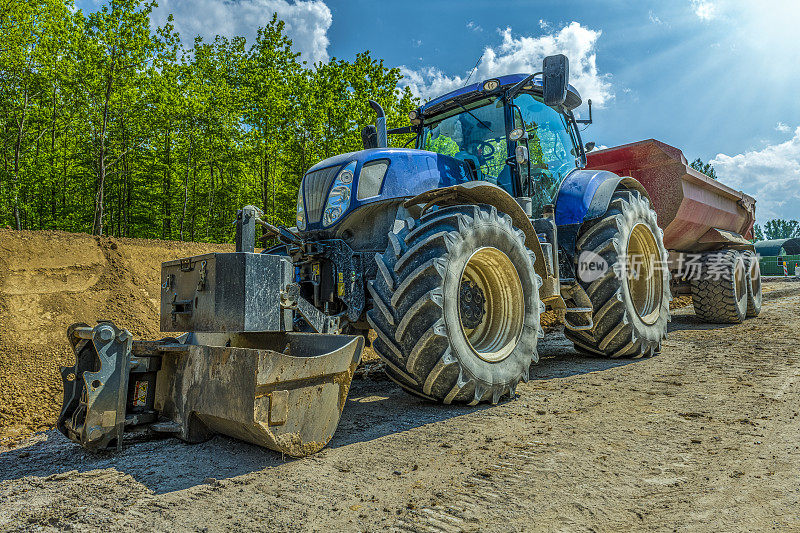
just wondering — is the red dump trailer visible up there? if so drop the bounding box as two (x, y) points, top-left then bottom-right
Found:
(586, 139), (760, 321)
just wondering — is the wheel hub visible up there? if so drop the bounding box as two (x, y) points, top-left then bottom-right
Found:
(460, 280), (486, 329)
(459, 247), (524, 363)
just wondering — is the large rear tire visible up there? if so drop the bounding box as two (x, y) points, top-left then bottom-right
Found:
(366, 205), (542, 405)
(565, 189), (670, 358)
(690, 250), (748, 323)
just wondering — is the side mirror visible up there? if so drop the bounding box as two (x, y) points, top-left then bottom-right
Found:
(585, 141), (596, 152)
(542, 54), (569, 107)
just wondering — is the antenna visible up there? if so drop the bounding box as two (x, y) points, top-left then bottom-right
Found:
(463, 50), (485, 87)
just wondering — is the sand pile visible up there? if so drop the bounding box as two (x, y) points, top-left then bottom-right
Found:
(0, 230), (232, 445)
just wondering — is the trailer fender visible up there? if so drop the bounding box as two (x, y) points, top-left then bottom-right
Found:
(555, 170), (651, 263)
(404, 182), (559, 301)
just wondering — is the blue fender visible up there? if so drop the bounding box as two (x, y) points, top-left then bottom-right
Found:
(554, 169), (651, 268)
(554, 169), (650, 227)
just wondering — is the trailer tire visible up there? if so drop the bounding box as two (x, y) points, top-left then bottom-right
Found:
(690, 250), (748, 323)
(742, 250), (762, 317)
(564, 189), (670, 358)
(366, 205), (542, 405)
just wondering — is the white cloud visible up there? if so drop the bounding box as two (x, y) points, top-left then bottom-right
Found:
(151, 0), (332, 64)
(776, 122), (791, 133)
(399, 22), (613, 107)
(710, 126), (800, 220)
(466, 21), (483, 32)
(691, 0), (718, 21)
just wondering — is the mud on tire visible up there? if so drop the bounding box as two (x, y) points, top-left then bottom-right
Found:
(366, 205), (542, 405)
(565, 189), (671, 358)
(690, 249), (748, 324)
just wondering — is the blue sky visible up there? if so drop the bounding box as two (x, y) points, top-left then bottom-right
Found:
(78, 0), (800, 221)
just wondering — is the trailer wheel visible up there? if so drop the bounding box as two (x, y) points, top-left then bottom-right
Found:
(366, 205), (541, 405)
(565, 190), (670, 358)
(690, 250), (748, 323)
(742, 250), (762, 317)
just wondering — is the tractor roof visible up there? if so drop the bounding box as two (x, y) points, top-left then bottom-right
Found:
(420, 73), (583, 117)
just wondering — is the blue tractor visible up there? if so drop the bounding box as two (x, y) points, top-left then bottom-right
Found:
(286, 54), (670, 404)
(58, 55), (671, 456)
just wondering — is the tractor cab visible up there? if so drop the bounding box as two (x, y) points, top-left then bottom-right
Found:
(413, 73), (589, 216)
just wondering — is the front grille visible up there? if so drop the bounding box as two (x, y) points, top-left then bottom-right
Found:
(303, 165), (341, 224)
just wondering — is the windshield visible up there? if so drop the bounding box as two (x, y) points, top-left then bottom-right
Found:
(513, 92), (578, 212)
(420, 97), (514, 194)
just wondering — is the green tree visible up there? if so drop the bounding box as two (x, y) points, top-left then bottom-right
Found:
(752, 224), (764, 242)
(761, 219), (800, 239)
(690, 157), (717, 180)
(0, 0), (420, 241)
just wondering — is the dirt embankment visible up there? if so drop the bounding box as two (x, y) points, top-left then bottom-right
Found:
(0, 230), (233, 445)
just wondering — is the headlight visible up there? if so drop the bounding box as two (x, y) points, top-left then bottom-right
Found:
(295, 184), (306, 230)
(322, 161), (356, 227)
(357, 160), (389, 200)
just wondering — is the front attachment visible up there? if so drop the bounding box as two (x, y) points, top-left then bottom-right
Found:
(58, 322), (134, 450)
(58, 322), (363, 456)
(159, 331), (363, 456)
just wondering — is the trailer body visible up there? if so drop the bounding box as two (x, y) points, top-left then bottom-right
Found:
(585, 139), (756, 252)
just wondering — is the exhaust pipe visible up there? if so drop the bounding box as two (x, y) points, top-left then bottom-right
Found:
(368, 100), (387, 148)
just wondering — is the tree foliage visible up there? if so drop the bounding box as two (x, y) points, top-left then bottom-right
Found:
(0, 0), (417, 241)
(690, 158), (717, 180)
(754, 219), (800, 241)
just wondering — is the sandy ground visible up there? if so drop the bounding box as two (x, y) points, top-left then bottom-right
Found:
(1, 281), (797, 531)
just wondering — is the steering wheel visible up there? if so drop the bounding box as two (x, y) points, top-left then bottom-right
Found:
(476, 141), (496, 160)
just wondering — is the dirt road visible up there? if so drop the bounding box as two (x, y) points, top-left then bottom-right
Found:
(1, 282), (798, 532)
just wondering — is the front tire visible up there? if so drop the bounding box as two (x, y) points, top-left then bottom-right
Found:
(366, 205), (542, 405)
(565, 189), (671, 358)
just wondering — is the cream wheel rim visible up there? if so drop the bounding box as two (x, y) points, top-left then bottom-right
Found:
(459, 247), (524, 363)
(734, 256), (747, 301)
(626, 223), (663, 325)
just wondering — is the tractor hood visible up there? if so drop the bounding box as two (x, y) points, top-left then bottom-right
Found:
(298, 148), (472, 232)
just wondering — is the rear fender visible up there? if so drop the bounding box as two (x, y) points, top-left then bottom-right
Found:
(404, 182), (560, 303)
(555, 169), (651, 226)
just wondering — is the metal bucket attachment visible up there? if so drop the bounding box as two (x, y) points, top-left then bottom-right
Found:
(58, 322), (363, 457)
(159, 332), (363, 456)
(58, 322), (134, 450)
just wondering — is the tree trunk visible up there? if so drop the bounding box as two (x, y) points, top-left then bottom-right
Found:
(93, 50), (116, 235)
(12, 88), (30, 230)
(162, 125), (172, 239)
(179, 131), (193, 241)
(206, 160), (214, 239)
